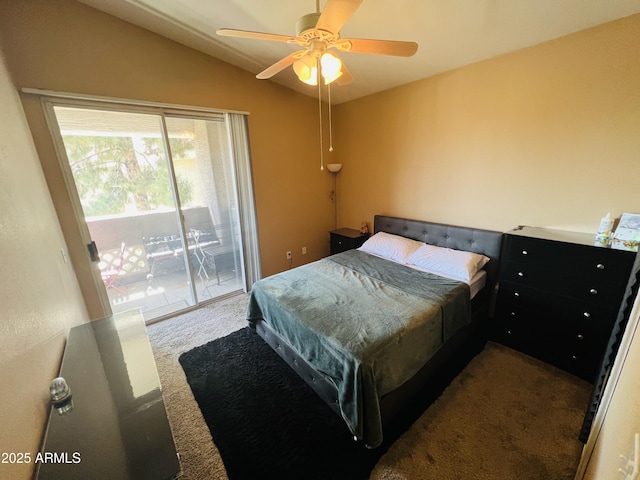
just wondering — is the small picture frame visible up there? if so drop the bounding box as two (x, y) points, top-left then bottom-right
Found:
(611, 212), (640, 252)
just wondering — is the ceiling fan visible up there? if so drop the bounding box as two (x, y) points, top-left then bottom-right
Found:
(216, 0), (418, 87)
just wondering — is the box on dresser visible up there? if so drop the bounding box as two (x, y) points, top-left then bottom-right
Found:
(493, 226), (635, 382)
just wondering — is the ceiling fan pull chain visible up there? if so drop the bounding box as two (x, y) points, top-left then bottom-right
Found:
(328, 82), (334, 152)
(318, 76), (324, 171)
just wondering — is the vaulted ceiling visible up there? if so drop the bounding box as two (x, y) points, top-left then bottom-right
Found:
(79, 0), (640, 104)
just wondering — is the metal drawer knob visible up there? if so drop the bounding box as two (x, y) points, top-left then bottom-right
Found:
(589, 288), (598, 295)
(510, 311), (516, 316)
(572, 355), (577, 361)
(514, 292), (520, 297)
(596, 263), (605, 270)
(521, 250), (528, 255)
(517, 271), (524, 277)
(577, 334), (584, 340)
(583, 312), (591, 318)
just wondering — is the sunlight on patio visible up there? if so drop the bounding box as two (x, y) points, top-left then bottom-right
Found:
(106, 266), (243, 322)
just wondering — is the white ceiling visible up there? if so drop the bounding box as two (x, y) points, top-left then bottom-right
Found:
(79, 0), (640, 104)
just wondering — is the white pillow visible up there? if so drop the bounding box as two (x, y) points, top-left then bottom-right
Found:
(358, 232), (424, 264)
(406, 244), (490, 282)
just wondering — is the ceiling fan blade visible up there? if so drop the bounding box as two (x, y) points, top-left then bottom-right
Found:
(336, 38), (418, 57)
(316, 0), (363, 35)
(256, 51), (305, 79)
(336, 63), (353, 86)
(216, 28), (294, 43)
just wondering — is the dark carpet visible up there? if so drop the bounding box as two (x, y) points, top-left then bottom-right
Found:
(178, 327), (477, 480)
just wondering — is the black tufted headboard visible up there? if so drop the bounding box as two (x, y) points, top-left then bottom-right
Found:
(373, 215), (503, 293)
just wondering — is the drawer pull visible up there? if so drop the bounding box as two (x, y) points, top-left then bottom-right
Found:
(510, 311), (516, 317)
(514, 292), (520, 297)
(572, 355), (577, 361)
(521, 250), (528, 255)
(517, 271), (524, 277)
(577, 334), (584, 340)
(583, 312), (591, 318)
(596, 263), (605, 270)
(589, 288), (598, 295)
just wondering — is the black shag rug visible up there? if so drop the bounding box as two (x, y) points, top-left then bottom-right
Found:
(178, 327), (474, 480)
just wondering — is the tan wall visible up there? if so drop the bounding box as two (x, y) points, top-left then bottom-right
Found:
(334, 14), (640, 235)
(0, 0), (338, 318)
(0, 51), (89, 479)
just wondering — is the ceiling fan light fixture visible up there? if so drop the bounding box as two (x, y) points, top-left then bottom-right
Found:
(293, 54), (318, 85)
(218, 0), (418, 87)
(320, 51), (343, 85)
(217, 0), (418, 170)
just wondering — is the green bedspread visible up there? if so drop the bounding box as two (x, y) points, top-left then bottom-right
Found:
(246, 249), (471, 448)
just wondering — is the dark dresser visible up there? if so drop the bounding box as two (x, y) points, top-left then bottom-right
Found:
(330, 228), (369, 255)
(35, 310), (181, 480)
(493, 226), (635, 382)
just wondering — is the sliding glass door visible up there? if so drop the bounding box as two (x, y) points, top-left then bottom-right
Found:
(164, 115), (244, 303)
(51, 105), (246, 322)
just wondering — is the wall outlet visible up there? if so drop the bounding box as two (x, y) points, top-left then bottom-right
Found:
(302, 246), (307, 255)
(286, 251), (292, 260)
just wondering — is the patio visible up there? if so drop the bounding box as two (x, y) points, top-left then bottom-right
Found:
(106, 254), (244, 322)
(92, 207), (246, 322)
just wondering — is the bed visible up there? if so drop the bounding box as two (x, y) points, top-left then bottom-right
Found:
(247, 215), (502, 448)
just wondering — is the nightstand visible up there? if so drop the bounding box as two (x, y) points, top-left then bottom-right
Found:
(330, 228), (370, 255)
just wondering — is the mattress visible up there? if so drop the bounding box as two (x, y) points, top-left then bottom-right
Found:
(411, 267), (487, 299)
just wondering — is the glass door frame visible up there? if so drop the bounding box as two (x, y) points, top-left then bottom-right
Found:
(158, 111), (194, 305)
(41, 96), (249, 321)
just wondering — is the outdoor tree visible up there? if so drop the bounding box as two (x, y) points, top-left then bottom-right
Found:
(63, 135), (194, 216)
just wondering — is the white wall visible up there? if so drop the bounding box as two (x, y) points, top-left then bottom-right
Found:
(579, 289), (640, 479)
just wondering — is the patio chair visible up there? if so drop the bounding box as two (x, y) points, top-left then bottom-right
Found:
(101, 242), (127, 294)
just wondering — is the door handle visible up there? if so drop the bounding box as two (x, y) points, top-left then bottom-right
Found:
(87, 241), (99, 262)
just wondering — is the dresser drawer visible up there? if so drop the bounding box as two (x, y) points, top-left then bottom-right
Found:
(497, 281), (617, 325)
(495, 281), (616, 381)
(500, 261), (627, 305)
(504, 235), (633, 282)
(557, 329), (610, 381)
(494, 298), (558, 365)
